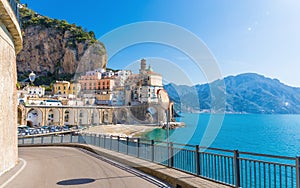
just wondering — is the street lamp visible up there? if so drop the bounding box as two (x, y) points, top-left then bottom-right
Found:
(28, 71), (36, 85)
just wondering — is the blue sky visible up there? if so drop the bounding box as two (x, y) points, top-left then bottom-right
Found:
(21, 0), (300, 86)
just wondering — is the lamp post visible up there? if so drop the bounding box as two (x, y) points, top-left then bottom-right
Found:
(28, 71), (36, 85)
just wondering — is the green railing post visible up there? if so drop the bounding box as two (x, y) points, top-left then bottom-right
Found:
(70, 134), (73, 143)
(234, 150), (241, 188)
(31, 136), (34, 144)
(51, 134), (54, 143)
(151, 140), (155, 162)
(195, 145), (200, 176)
(41, 136), (44, 144)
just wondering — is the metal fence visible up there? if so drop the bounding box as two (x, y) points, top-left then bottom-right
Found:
(18, 133), (300, 188)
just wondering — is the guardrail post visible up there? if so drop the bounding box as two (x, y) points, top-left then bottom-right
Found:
(151, 140), (155, 162)
(61, 135), (64, 143)
(234, 150), (241, 188)
(137, 138), (140, 158)
(296, 156), (300, 188)
(195, 145), (200, 176)
(51, 134), (54, 143)
(103, 135), (106, 148)
(110, 135), (113, 150)
(126, 137), (129, 155)
(41, 136), (44, 144)
(117, 136), (120, 152)
(22, 137), (24, 144)
(170, 142), (174, 167)
(98, 135), (101, 147)
(31, 137), (34, 144)
(70, 134), (73, 143)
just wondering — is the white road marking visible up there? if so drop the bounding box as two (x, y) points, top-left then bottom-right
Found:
(0, 158), (27, 188)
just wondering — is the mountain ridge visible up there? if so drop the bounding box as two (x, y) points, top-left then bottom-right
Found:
(164, 73), (300, 114)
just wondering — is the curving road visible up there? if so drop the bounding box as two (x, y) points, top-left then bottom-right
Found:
(4, 147), (167, 188)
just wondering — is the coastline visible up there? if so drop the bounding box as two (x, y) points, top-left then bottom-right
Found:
(82, 124), (160, 138)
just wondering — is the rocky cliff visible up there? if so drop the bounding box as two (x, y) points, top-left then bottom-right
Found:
(17, 5), (107, 85)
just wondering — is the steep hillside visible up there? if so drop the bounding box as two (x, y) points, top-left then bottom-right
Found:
(17, 5), (107, 85)
(165, 73), (300, 114)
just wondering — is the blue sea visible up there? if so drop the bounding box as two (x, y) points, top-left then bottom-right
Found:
(142, 114), (300, 157)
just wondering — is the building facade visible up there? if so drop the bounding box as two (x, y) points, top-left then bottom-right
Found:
(0, 0), (22, 176)
(125, 59), (164, 105)
(53, 81), (81, 96)
(26, 86), (45, 97)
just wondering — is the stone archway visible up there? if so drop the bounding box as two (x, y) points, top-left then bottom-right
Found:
(78, 109), (88, 125)
(91, 109), (100, 125)
(27, 108), (43, 127)
(103, 110), (109, 124)
(64, 109), (76, 126)
(47, 109), (60, 125)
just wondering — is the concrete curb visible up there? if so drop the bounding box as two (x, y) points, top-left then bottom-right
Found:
(19, 143), (231, 188)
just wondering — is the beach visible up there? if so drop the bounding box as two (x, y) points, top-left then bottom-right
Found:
(82, 124), (160, 138)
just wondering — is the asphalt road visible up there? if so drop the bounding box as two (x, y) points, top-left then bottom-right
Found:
(4, 147), (166, 188)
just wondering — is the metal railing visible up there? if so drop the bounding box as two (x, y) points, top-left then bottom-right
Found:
(7, 0), (21, 27)
(18, 133), (299, 188)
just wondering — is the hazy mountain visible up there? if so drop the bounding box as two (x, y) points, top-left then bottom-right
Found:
(164, 73), (300, 114)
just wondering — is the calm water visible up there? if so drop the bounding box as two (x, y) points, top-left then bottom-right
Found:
(142, 114), (300, 157)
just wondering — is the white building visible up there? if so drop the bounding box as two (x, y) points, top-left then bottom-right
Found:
(114, 70), (132, 87)
(102, 70), (114, 78)
(26, 86), (45, 98)
(85, 70), (102, 79)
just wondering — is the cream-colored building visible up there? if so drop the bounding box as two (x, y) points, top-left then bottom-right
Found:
(125, 59), (164, 105)
(0, 0), (22, 175)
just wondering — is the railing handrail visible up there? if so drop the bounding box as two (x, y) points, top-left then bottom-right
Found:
(25, 132), (298, 160)
(18, 133), (300, 187)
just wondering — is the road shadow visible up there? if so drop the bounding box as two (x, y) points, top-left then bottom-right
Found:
(57, 178), (95, 185)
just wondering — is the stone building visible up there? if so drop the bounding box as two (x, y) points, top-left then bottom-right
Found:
(0, 0), (22, 176)
(125, 59), (163, 105)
